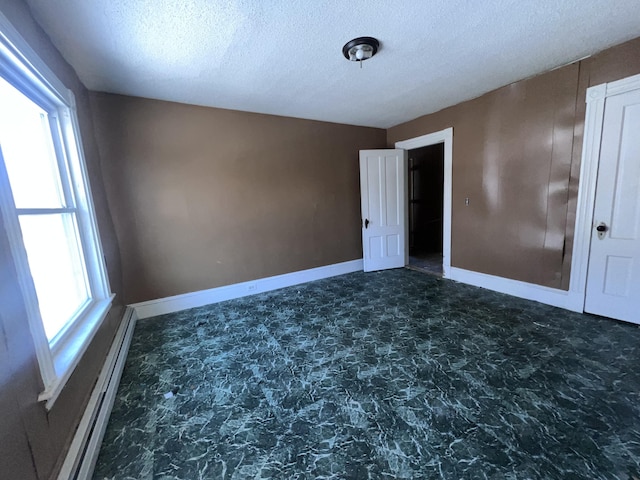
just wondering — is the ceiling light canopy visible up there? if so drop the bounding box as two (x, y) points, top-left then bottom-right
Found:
(342, 37), (379, 64)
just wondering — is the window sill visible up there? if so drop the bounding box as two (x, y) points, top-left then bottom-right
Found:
(38, 294), (115, 410)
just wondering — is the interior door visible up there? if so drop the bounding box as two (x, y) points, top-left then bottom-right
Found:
(584, 88), (640, 324)
(359, 149), (407, 272)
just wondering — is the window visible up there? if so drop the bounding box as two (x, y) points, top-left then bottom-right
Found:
(0, 14), (113, 408)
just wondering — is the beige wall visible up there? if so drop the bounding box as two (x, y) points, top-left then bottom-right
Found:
(0, 2), (124, 479)
(90, 94), (386, 304)
(387, 36), (640, 290)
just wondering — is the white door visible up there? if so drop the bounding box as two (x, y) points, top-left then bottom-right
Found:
(359, 149), (407, 272)
(584, 88), (640, 324)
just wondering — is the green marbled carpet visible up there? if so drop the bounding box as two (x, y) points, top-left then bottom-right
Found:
(93, 269), (640, 479)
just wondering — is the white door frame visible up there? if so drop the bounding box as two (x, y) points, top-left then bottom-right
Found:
(395, 127), (453, 278)
(570, 72), (640, 312)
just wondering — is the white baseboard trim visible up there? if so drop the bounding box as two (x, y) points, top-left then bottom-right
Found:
(131, 259), (364, 319)
(448, 267), (585, 313)
(57, 307), (137, 480)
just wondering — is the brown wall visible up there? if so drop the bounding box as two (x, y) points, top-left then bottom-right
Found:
(388, 36), (640, 290)
(90, 94), (386, 304)
(0, 2), (124, 479)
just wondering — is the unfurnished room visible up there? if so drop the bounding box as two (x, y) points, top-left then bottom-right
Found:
(1, 1), (640, 479)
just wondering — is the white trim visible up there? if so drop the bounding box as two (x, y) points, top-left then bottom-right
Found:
(0, 11), (71, 105)
(0, 11), (114, 408)
(569, 72), (640, 311)
(56, 307), (137, 480)
(132, 259), (364, 319)
(15, 207), (76, 215)
(605, 73), (640, 97)
(0, 123), (56, 390)
(40, 295), (115, 409)
(65, 97), (112, 299)
(395, 127), (453, 278)
(449, 267), (584, 312)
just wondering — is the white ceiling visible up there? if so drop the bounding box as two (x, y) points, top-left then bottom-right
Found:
(25, 0), (640, 128)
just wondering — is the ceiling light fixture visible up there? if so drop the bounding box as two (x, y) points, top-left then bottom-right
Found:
(342, 37), (379, 68)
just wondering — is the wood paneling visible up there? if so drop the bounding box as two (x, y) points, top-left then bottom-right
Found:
(388, 36), (640, 290)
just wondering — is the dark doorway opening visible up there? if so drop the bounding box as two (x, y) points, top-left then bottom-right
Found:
(408, 143), (444, 275)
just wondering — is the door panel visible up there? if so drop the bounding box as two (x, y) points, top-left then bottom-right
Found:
(360, 150), (407, 272)
(602, 256), (632, 296)
(387, 234), (400, 256)
(585, 89), (640, 323)
(609, 104), (640, 240)
(369, 236), (383, 259)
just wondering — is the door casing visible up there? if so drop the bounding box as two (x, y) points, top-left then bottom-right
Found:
(571, 72), (640, 315)
(395, 127), (453, 278)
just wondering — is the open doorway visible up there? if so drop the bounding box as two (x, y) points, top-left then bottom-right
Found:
(408, 143), (444, 275)
(395, 127), (452, 278)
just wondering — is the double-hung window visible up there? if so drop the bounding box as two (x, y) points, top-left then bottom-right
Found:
(0, 14), (113, 408)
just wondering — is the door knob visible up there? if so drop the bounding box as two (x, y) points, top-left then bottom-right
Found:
(364, 218), (370, 229)
(596, 222), (608, 240)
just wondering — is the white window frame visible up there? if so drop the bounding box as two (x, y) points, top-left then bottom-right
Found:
(0, 13), (114, 409)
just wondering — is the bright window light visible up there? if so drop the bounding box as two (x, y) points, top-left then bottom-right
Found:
(0, 77), (90, 342)
(18, 214), (89, 340)
(1, 13), (113, 408)
(0, 79), (65, 208)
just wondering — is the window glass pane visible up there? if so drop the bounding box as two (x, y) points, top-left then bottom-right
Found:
(0, 76), (65, 208)
(19, 213), (89, 341)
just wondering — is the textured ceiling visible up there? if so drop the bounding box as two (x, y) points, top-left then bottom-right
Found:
(25, 0), (640, 128)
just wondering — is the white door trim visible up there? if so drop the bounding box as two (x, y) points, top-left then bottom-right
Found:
(570, 72), (640, 312)
(395, 127), (453, 278)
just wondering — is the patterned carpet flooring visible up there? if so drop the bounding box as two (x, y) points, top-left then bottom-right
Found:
(93, 269), (640, 479)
